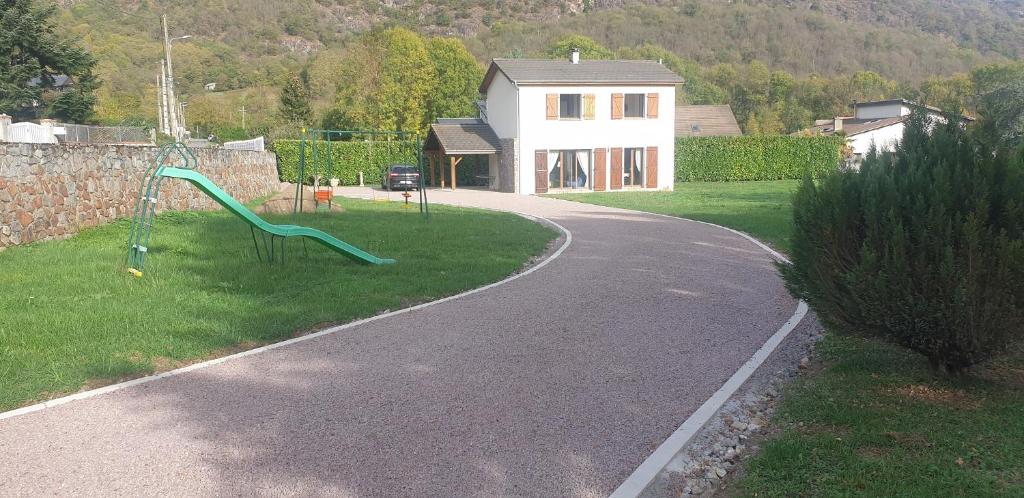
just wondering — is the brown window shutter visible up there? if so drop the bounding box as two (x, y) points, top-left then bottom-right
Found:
(610, 148), (623, 190)
(583, 94), (596, 120)
(535, 150), (549, 193)
(593, 148), (607, 191)
(646, 93), (659, 118)
(546, 94), (558, 120)
(645, 146), (658, 188)
(611, 93), (624, 120)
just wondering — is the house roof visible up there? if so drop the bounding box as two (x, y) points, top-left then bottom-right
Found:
(675, 105), (742, 137)
(424, 119), (501, 155)
(480, 59), (684, 93)
(852, 99), (975, 122)
(853, 98), (943, 114)
(807, 116), (909, 137)
(27, 75), (71, 87)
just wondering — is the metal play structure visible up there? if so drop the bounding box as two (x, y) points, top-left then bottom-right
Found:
(294, 129), (429, 215)
(126, 142), (394, 276)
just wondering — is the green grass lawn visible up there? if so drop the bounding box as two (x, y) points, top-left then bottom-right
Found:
(733, 336), (1024, 497)
(554, 180), (1023, 496)
(549, 180), (798, 252)
(0, 197), (556, 411)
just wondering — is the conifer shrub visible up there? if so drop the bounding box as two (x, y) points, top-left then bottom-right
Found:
(780, 115), (1024, 372)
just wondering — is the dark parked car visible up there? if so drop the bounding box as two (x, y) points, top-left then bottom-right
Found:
(382, 164), (421, 191)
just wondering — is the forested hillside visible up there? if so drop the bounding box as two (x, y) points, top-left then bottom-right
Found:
(53, 0), (1023, 134)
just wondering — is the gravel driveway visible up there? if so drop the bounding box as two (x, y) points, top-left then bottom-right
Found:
(0, 189), (799, 497)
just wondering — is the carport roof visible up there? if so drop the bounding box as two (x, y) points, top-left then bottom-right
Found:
(424, 120), (501, 155)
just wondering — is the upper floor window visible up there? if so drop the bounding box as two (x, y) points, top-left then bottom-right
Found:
(560, 94), (582, 119)
(624, 94), (645, 118)
(547, 93), (595, 120)
(612, 93), (659, 120)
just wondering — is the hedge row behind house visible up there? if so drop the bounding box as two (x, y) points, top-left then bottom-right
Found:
(675, 135), (845, 182)
(273, 139), (419, 185)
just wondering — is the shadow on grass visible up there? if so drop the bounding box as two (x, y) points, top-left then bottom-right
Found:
(0, 198), (556, 411)
(97, 208), (800, 496)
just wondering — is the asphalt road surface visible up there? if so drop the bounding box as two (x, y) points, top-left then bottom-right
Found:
(0, 189), (798, 497)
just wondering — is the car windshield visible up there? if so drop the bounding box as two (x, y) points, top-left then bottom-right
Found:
(390, 166), (418, 174)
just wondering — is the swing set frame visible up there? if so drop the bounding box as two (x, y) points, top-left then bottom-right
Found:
(294, 129), (429, 216)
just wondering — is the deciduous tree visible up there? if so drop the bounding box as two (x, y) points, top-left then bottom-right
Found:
(426, 37), (483, 123)
(544, 35), (613, 60)
(971, 62), (1024, 149)
(326, 28), (437, 135)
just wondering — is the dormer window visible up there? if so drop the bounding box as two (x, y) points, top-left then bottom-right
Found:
(559, 94), (582, 119)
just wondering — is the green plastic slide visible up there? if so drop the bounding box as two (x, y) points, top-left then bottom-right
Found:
(159, 167), (395, 265)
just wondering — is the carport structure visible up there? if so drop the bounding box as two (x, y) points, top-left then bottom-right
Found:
(423, 118), (501, 190)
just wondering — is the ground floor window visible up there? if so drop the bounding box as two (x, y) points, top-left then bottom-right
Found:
(623, 147), (644, 187)
(549, 150), (590, 189)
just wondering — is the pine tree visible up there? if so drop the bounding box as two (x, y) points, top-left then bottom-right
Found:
(780, 114), (1024, 372)
(0, 0), (99, 121)
(279, 75), (312, 125)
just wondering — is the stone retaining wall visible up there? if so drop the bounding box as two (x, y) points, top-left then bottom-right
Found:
(0, 143), (279, 248)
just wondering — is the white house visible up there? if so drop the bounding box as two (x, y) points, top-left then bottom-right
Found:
(424, 52), (683, 195)
(808, 99), (973, 164)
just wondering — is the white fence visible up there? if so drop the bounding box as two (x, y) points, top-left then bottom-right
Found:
(0, 116), (151, 145)
(6, 122), (58, 144)
(222, 136), (265, 151)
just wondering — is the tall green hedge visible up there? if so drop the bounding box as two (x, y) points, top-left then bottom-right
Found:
(273, 139), (419, 185)
(676, 135), (845, 181)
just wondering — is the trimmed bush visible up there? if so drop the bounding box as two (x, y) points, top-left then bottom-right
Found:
(273, 139), (419, 185)
(676, 135), (844, 181)
(780, 115), (1024, 372)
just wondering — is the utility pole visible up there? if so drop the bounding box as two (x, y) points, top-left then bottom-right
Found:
(162, 15), (179, 141)
(156, 73), (165, 135)
(159, 63), (170, 135)
(178, 101), (187, 137)
(239, 106), (247, 130)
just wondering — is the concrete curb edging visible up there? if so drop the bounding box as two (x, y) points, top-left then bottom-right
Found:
(606, 210), (808, 498)
(0, 215), (573, 422)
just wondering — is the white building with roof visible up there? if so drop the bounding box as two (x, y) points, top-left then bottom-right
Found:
(424, 51), (683, 195)
(808, 99), (973, 164)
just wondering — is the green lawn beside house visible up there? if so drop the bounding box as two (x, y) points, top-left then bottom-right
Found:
(549, 180), (798, 252)
(0, 197), (556, 411)
(556, 180), (1024, 497)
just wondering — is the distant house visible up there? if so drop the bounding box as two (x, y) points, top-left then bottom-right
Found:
(27, 74), (73, 92)
(675, 105), (742, 137)
(424, 50), (683, 195)
(806, 99), (973, 164)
